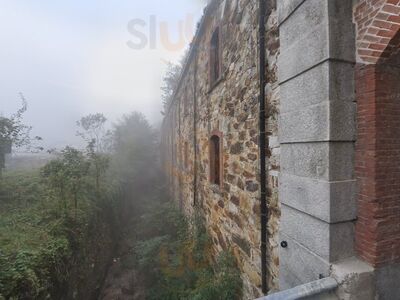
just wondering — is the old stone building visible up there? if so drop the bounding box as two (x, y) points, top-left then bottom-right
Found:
(161, 0), (400, 299)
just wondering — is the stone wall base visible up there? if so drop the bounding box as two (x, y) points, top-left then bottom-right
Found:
(331, 257), (400, 300)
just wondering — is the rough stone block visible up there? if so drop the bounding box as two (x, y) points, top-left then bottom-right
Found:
(279, 233), (331, 290)
(281, 142), (354, 181)
(279, 101), (356, 143)
(279, 0), (327, 52)
(279, 173), (356, 223)
(279, 0), (328, 82)
(279, 0), (355, 82)
(280, 61), (355, 112)
(279, 32), (327, 83)
(331, 257), (376, 300)
(277, 0), (305, 25)
(327, 0), (355, 62)
(281, 205), (355, 262)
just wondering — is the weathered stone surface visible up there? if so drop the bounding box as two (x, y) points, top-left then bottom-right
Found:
(281, 142), (354, 181)
(327, 0), (355, 62)
(281, 205), (355, 262)
(277, 0), (358, 295)
(230, 142), (244, 155)
(279, 0), (329, 83)
(280, 173), (356, 223)
(218, 200), (225, 208)
(160, 0), (399, 298)
(277, 0), (305, 25)
(331, 257), (376, 300)
(233, 234), (251, 257)
(279, 101), (356, 143)
(279, 233), (331, 290)
(246, 181), (259, 192)
(161, 1), (281, 298)
(230, 195), (240, 206)
(279, 59), (356, 144)
(279, 0), (355, 83)
(280, 61), (355, 112)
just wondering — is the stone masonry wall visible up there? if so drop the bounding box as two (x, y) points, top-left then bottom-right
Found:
(162, 0), (400, 298)
(161, 0), (280, 298)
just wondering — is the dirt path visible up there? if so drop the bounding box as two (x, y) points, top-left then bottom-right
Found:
(98, 232), (145, 300)
(98, 260), (144, 300)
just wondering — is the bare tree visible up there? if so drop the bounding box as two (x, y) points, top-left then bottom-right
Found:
(76, 113), (111, 153)
(161, 50), (189, 115)
(0, 94), (42, 176)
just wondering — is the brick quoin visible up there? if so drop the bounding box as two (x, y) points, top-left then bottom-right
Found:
(355, 0), (400, 267)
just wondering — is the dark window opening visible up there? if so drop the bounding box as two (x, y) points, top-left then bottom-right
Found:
(210, 135), (221, 185)
(210, 28), (221, 85)
(184, 141), (189, 170)
(184, 88), (189, 117)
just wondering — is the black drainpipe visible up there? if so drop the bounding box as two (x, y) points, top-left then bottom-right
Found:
(259, 0), (269, 295)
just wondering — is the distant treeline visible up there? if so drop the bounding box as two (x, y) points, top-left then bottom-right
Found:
(5, 154), (57, 172)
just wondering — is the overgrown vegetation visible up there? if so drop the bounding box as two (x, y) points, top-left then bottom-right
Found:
(0, 113), (116, 299)
(0, 110), (242, 300)
(133, 203), (243, 300)
(0, 152), (115, 299)
(161, 50), (190, 115)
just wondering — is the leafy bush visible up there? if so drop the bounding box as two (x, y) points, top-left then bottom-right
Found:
(190, 252), (243, 300)
(134, 203), (242, 300)
(0, 147), (116, 299)
(0, 238), (71, 299)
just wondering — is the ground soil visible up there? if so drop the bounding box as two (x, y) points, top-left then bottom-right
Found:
(98, 227), (145, 300)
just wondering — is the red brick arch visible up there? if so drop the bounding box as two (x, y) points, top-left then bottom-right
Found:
(355, 0), (400, 267)
(354, 0), (400, 63)
(381, 29), (400, 64)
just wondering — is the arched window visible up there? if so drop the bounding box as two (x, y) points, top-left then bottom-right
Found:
(209, 133), (222, 185)
(210, 27), (221, 85)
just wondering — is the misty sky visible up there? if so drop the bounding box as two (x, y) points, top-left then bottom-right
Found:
(0, 0), (206, 148)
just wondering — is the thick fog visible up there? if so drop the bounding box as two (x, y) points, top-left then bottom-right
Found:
(0, 0), (207, 149)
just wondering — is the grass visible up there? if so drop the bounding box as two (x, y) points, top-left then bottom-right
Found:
(0, 171), (50, 254)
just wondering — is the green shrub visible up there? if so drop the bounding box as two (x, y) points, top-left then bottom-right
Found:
(134, 203), (242, 300)
(190, 252), (243, 300)
(0, 148), (116, 299)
